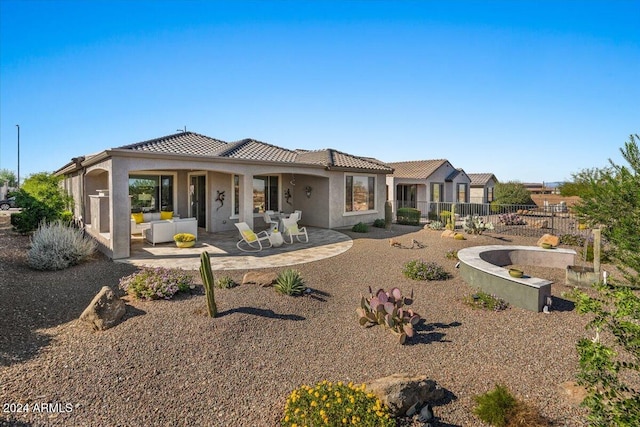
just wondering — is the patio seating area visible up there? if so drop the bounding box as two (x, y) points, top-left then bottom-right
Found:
(121, 226), (353, 271)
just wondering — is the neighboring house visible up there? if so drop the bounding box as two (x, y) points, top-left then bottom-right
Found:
(386, 159), (471, 216)
(468, 173), (499, 204)
(55, 131), (393, 259)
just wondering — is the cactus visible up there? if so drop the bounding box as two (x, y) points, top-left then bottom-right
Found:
(199, 251), (217, 317)
(384, 201), (392, 230)
(356, 287), (421, 344)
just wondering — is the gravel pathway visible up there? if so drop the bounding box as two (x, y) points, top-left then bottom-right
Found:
(1, 214), (595, 426)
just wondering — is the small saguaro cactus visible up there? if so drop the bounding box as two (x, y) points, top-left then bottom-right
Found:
(199, 251), (218, 317)
(384, 201), (393, 229)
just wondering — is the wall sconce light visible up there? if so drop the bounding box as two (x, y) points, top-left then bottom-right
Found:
(304, 185), (312, 198)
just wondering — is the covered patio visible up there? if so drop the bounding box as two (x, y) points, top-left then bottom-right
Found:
(118, 226), (353, 271)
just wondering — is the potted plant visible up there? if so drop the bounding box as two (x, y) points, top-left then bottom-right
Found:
(174, 233), (196, 248)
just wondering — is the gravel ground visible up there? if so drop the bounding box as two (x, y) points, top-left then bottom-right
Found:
(0, 212), (600, 426)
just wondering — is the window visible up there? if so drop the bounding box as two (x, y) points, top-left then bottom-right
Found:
(396, 184), (417, 208)
(346, 175), (375, 212)
(129, 174), (174, 212)
(233, 175), (279, 214)
(487, 186), (494, 202)
(430, 182), (443, 202)
(457, 183), (468, 203)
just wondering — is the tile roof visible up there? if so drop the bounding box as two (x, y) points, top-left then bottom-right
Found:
(115, 132), (392, 172)
(468, 173), (498, 186)
(211, 139), (298, 162)
(296, 149), (392, 171)
(117, 132), (227, 156)
(387, 159), (449, 179)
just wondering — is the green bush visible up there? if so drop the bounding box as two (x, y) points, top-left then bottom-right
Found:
(13, 173), (74, 234)
(351, 222), (369, 233)
(402, 259), (451, 281)
(445, 249), (458, 260)
(282, 381), (395, 427)
(119, 267), (194, 300)
(473, 384), (517, 427)
(372, 218), (386, 228)
(215, 275), (237, 289)
(274, 269), (306, 296)
(464, 291), (509, 311)
(396, 207), (420, 225)
(27, 220), (97, 271)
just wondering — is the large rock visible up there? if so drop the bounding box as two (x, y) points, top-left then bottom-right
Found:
(79, 286), (126, 331)
(440, 230), (455, 238)
(366, 374), (445, 417)
(537, 233), (560, 247)
(242, 271), (277, 287)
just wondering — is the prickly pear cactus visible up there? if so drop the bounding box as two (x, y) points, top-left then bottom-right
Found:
(356, 287), (421, 344)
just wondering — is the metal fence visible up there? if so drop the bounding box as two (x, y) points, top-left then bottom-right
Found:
(393, 200), (590, 239)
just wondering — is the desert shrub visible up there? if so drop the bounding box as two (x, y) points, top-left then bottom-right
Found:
(464, 291), (509, 312)
(351, 222), (369, 233)
(119, 267), (194, 300)
(13, 173), (74, 234)
(372, 218), (386, 228)
(274, 269), (306, 296)
(403, 259), (450, 281)
(173, 233), (196, 242)
(445, 249), (458, 259)
(27, 220), (97, 270)
(498, 213), (526, 225)
(281, 380), (395, 427)
(560, 233), (587, 247)
(215, 275), (237, 289)
(473, 384), (517, 427)
(428, 220), (444, 230)
(473, 384), (549, 427)
(396, 207), (421, 225)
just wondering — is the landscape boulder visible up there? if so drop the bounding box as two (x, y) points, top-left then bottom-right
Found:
(366, 374), (445, 417)
(79, 286), (126, 331)
(440, 230), (455, 238)
(537, 233), (560, 248)
(242, 271), (278, 287)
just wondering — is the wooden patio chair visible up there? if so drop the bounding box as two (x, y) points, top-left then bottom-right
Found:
(234, 222), (272, 252)
(281, 216), (309, 244)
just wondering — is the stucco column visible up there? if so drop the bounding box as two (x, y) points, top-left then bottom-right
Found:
(239, 173), (254, 229)
(110, 162), (131, 259)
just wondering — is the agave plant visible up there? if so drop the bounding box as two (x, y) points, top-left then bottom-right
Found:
(274, 269), (306, 296)
(356, 287), (421, 344)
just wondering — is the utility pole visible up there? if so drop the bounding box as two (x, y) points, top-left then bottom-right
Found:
(16, 124), (20, 188)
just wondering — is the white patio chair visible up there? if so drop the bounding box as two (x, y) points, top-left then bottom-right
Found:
(294, 210), (302, 221)
(263, 212), (279, 232)
(281, 216), (309, 244)
(234, 222), (272, 252)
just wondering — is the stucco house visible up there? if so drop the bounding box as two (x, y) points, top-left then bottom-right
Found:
(55, 131), (393, 259)
(468, 173), (499, 204)
(385, 159), (471, 218)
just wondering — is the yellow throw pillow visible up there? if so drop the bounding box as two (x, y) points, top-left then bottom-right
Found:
(242, 230), (257, 242)
(131, 212), (144, 224)
(160, 211), (173, 220)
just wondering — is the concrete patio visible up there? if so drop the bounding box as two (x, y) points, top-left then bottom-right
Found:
(117, 227), (353, 271)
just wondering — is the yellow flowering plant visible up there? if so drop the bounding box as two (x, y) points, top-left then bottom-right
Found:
(281, 380), (395, 426)
(173, 233), (196, 242)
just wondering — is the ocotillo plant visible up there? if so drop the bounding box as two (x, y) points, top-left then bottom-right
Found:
(199, 251), (218, 317)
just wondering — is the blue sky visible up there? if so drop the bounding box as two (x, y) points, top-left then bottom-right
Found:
(1, 0), (638, 183)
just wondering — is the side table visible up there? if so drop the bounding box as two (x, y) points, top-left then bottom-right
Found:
(269, 231), (284, 248)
